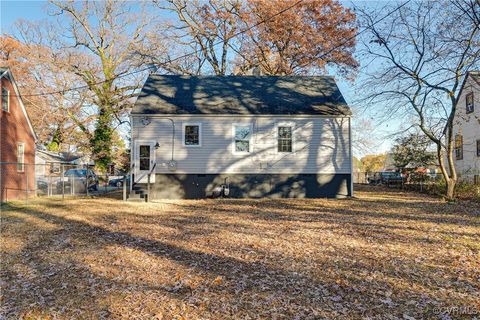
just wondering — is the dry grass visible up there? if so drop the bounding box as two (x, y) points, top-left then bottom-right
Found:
(1, 188), (479, 319)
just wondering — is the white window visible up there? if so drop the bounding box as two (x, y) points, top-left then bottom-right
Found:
(51, 163), (61, 174)
(466, 93), (474, 114)
(17, 143), (24, 172)
(2, 86), (9, 112)
(277, 126), (293, 153)
(455, 134), (463, 160)
(182, 123), (202, 147)
(139, 145), (151, 171)
(276, 122), (295, 153)
(233, 124), (252, 154)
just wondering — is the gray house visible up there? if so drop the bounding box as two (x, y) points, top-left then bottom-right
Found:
(130, 75), (352, 199)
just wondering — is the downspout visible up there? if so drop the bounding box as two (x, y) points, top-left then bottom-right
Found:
(349, 116), (353, 197)
(144, 115), (176, 162)
(132, 116), (176, 187)
(130, 114), (134, 193)
(161, 117), (175, 162)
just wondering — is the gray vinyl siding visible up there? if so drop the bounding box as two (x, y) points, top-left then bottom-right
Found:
(132, 115), (351, 175)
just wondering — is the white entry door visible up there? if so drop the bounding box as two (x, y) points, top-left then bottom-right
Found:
(135, 141), (156, 183)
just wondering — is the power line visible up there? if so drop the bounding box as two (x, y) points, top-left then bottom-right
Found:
(249, 0), (416, 166)
(8, 0), (413, 99)
(297, 0), (413, 70)
(10, 0), (305, 98)
(227, 0), (413, 73)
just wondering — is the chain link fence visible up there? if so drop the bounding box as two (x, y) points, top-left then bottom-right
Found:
(354, 170), (479, 200)
(1, 162), (130, 203)
(353, 170), (444, 189)
(353, 170), (450, 194)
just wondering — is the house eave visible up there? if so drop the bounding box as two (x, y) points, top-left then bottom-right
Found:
(130, 113), (352, 118)
(1, 69), (38, 141)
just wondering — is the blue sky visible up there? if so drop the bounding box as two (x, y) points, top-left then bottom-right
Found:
(1, 0), (400, 156)
(1, 1), (48, 30)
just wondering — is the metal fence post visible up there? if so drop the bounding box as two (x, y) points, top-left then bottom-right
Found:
(25, 163), (29, 205)
(35, 163), (38, 198)
(105, 171), (108, 194)
(123, 175), (127, 201)
(62, 164), (65, 201)
(72, 169), (75, 196)
(147, 173), (151, 203)
(49, 172), (52, 197)
(86, 166), (89, 197)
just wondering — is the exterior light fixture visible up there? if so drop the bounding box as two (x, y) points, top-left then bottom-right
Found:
(141, 117), (151, 126)
(155, 142), (160, 149)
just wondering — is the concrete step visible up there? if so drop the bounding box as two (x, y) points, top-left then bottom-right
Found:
(128, 192), (144, 198)
(132, 187), (145, 194)
(128, 183), (151, 201)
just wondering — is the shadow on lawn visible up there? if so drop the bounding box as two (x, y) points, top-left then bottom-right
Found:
(131, 199), (479, 245)
(2, 205), (340, 318)
(1, 199), (478, 318)
(178, 197), (480, 227)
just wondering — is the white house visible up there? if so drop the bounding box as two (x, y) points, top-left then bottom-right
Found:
(453, 71), (480, 183)
(130, 75), (352, 199)
(35, 149), (91, 177)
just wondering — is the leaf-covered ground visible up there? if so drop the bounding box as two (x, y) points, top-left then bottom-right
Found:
(1, 187), (479, 319)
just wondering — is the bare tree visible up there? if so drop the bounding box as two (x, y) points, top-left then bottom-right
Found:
(1, 34), (91, 149)
(146, 0), (358, 77)
(150, 0), (242, 75)
(42, 0), (153, 169)
(351, 118), (378, 157)
(358, 0), (480, 200)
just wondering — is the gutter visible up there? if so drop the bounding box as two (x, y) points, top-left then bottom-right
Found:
(131, 114), (352, 119)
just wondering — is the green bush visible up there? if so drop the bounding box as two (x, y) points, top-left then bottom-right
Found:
(425, 179), (480, 201)
(455, 181), (480, 201)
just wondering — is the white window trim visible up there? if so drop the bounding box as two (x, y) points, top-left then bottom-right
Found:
(182, 123), (202, 147)
(275, 122), (295, 154)
(2, 87), (10, 112)
(138, 143), (153, 171)
(51, 163), (61, 173)
(466, 92), (474, 113)
(455, 133), (463, 161)
(232, 123), (254, 155)
(135, 140), (156, 172)
(17, 142), (25, 172)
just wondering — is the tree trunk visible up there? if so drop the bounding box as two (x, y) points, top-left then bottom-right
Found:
(445, 152), (458, 202)
(446, 179), (456, 201)
(436, 143), (457, 201)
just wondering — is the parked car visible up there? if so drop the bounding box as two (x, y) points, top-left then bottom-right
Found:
(37, 179), (48, 195)
(109, 176), (130, 187)
(56, 169), (99, 193)
(368, 172), (405, 185)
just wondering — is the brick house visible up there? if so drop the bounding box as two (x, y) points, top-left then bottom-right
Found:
(0, 67), (37, 202)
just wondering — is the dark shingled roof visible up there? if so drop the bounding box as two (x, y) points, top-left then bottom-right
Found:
(36, 150), (85, 163)
(468, 71), (480, 85)
(132, 75), (351, 116)
(455, 71), (480, 107)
